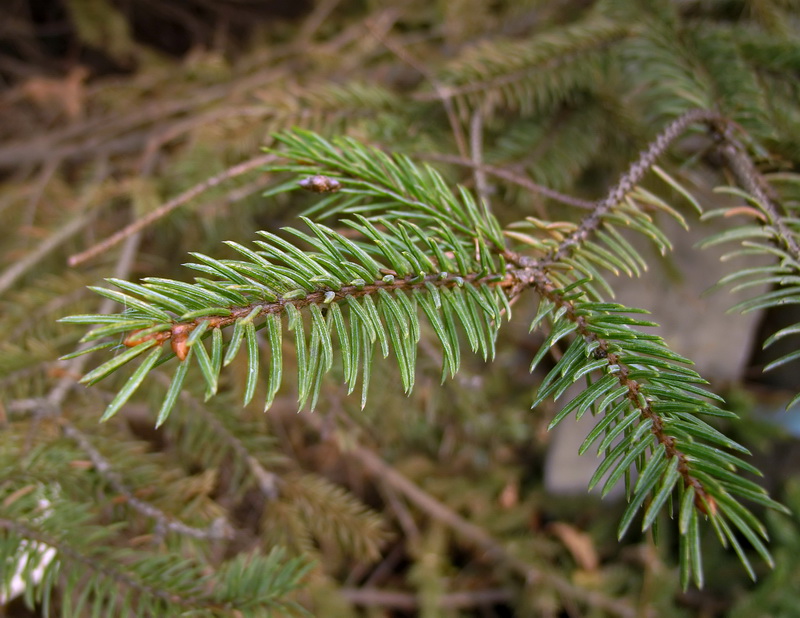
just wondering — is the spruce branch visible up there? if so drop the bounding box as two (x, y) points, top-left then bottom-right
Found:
(60, 121), (791, 587)
(697, 167), (800, 408)
(6, 2), (798, 612)
(713, 130), (800, 261)
(521, 266), (787, 586)
(62, 137), (516, 421)
(0, 157), (110, 297)
(418, 14), (629, 115)
(0, 517), (310, 616)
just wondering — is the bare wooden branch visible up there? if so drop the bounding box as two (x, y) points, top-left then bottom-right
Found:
(68, 154), (277, 267)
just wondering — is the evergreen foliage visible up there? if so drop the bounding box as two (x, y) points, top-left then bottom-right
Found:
(3, 0), (800, 615)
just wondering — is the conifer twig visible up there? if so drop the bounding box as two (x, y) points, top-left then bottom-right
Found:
(59, 419), (233, 541)
(0, 65), (289, 170)
(547, 108), (721, 264)
(530, 107), (797, 272)
(469, 109), (491, 208)
(22, 156), (60, 231)
(524, 266), (716, 515)
(295, 0), (343, 45)
(417, 151), (594, 211)
(367, 22), (468, 158)
(0, 210), (97, 296)
(715, 130), (800, 260)
(0, 158), (109, 296)
(161, 377), (281, 500)
(339, 587), (513, 610)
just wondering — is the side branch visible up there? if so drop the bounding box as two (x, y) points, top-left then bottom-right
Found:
(715, 131), (800, 261)
(0, 518), (215, 610)
(526, 267), (716, 515)
(296, 412), (643, 618)
(417, 151), (595, 211)
(60, 419), (234, 540)
(547, 109), (724, 264)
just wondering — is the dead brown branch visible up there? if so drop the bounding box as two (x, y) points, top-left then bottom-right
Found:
(297, 412), (645, 618)
(68, 154), (277, 267)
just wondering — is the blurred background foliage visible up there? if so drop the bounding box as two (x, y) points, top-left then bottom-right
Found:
(1, 0), (800, 616)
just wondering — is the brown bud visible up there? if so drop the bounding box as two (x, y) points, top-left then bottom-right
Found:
(170, 323), (194, 361)
(298, 175), (341, 193)
(695, 492), (718, 517)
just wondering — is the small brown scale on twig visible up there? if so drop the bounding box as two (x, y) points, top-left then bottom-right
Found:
(167, 324), (193, 361)
(124, 316), (231, 361)
(123, 329), (171, 348)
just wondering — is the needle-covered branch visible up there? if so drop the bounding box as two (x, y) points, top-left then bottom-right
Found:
(61, 124), (790, 587)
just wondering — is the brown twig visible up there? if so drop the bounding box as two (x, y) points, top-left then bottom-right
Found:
(0, 210), (97, 296)
(0, 158), (109, 297)
(339, 587), (513, 610)
(68, 153), (277, 267)
(0, 66), (288, 170)
(22, 156), (60, 234)
(377, 481), (421, 545)
(533, 108), (797, 277)
(469, 109), (491, 208)
(367, 22), (469, 159)
(151, 373), (281, 501)
(297, 413), (642, 618)
(295, 0), (344, 45)
(418, 151), (594, 211)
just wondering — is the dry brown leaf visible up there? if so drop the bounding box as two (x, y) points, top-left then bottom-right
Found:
(498, 480), (519, 509)
(547, 521), (599, 571)
(21, 66), (89, 121)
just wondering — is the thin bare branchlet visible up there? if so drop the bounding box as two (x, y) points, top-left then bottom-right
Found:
(417, 151), (596, 211)
(67, 154), (279, 267)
